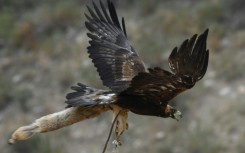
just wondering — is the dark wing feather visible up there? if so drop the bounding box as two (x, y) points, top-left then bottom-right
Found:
(122, 29), (209, 105)
(168, 29), (209, 81)
(121, 67), (184, 104)
(86, 0), (146, 93)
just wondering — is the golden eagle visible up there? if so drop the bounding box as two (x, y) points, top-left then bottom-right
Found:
(9, 0), (209, 146)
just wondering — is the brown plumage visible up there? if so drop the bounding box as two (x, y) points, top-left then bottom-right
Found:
(9, 0), (209, 146)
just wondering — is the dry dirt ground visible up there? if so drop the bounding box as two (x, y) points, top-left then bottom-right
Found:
(0, 0), (245, 153)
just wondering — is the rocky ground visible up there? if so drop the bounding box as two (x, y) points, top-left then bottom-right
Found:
(0, 0), (245, 153)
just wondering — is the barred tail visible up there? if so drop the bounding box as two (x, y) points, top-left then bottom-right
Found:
(9, 106), (110, 144)
(9, 83), (116, 144)
(65, 83), (116, 107)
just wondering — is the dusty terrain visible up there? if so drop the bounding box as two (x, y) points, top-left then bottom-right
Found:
(0, 0), (245, 153)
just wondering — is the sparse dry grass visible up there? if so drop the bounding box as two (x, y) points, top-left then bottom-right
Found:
(1, 0), (245, 153)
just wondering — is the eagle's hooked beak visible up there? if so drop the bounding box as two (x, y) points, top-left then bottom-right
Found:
(174, 110), (182, 121)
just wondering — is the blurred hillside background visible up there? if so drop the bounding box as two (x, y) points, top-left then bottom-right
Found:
(0, 0), (245, 152)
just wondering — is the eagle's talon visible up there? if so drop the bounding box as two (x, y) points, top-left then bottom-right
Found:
(112, 139), (122, 146)
(9, 0), (209, 152)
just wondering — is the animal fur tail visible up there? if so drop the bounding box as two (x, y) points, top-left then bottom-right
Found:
(9, 106), (110, 144)
(9, 83), (115, 144)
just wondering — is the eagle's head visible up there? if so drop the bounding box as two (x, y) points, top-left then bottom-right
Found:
(172, 109), (182, 121)
(165, 105), (182, 121)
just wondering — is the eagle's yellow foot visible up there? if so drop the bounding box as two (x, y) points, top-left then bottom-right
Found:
(114, 120), (126, 146)
(111, 105), (128, 146)
(112, 139), (121, 146)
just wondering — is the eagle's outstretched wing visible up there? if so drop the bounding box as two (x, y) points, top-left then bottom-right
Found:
(86, 0), (146, 93)
(121, 29), (209, 105)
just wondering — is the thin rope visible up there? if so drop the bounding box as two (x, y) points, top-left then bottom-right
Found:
(102, 111), (121, 153)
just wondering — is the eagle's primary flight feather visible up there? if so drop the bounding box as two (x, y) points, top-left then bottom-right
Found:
(9, 0), (209, 146)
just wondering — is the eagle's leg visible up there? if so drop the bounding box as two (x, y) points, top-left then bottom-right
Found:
(111, 105), (128, 146)
(9, 106), (110, 144)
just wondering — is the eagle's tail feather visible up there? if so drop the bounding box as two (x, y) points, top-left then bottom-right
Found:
(66, 83), (95, 100)
(65, 83), (116, 107)
(9, 106), (110, 144)
(9, 83), (116, 144)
